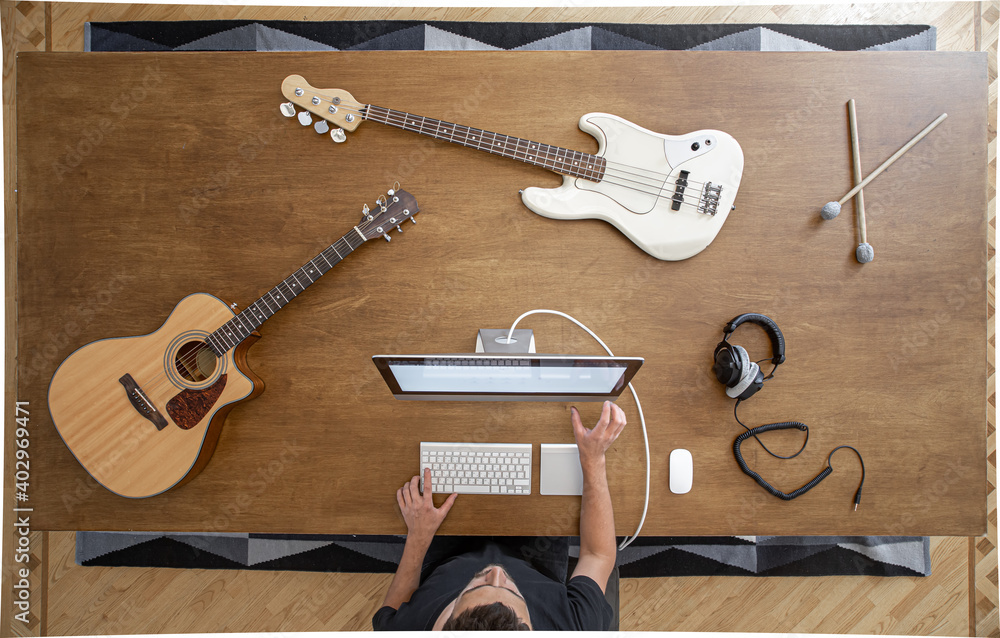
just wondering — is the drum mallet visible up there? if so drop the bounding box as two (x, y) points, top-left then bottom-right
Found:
(821, 112), (948, 222)
(847, 100), (873, 263)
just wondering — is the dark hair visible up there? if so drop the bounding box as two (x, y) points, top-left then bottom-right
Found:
(442, 602), (530, 631)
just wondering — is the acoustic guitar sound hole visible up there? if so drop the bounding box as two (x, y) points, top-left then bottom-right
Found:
(174, 341), (218, 382)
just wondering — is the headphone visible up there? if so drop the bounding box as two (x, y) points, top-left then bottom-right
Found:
(712, 313), (786, 400)
(712, 313), (864, 508)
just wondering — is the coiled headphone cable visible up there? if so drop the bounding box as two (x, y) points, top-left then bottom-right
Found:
(733, 400), (865, 509)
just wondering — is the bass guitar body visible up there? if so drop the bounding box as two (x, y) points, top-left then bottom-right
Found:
(280, 77), (746, 261)
(520, 113), (745, 261)
(48, 293), (262, 498)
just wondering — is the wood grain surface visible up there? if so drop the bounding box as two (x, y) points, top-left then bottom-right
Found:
(16, 50), (987, 536)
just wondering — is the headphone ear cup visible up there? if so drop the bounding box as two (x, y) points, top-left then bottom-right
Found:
(725, 347), (754, 398)
(713, 344), (740, 385)
(737, 363), (765, 400)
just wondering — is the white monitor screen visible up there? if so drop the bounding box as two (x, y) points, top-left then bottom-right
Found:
(373, 355), (643, 401)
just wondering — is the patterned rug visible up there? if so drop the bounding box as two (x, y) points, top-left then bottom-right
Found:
(85, 21), (936, 53)
(78, 20), (935, 581)
(77, 532), (931, 577)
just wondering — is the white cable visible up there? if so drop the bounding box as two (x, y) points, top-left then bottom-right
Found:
(505, 309), (650, 551)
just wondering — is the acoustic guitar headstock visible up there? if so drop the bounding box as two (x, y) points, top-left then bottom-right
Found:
(356, 186), (420, 243)
(280, 74), (364, 142)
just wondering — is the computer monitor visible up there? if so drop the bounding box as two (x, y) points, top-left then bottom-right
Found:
(372, 353), (643, 401)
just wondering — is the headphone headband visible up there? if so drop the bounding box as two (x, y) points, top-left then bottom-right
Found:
(724, 313), (786, 365)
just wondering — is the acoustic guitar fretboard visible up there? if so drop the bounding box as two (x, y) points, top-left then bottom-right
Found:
(205, 229), (365, 356)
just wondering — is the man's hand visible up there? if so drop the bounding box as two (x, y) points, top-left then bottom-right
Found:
(396, 469), (457, 545)
(569, 401), (625, 594)
(383, 471), (457, 611)
(571, 401), (627, 471)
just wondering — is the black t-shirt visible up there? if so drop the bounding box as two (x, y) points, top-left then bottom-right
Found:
(372, 541), (612, 631)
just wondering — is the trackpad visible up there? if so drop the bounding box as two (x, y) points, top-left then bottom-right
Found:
(540, 444), (584, 496)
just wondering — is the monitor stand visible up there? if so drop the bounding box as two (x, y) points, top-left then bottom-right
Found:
(476, 329), (536, 354)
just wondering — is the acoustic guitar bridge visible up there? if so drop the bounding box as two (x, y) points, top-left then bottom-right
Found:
(119, 373), (168, 430)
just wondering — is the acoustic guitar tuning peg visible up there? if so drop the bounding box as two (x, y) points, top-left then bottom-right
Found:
(330, 128), (347, 143)
(280, 102), (296, 118)
(314, 120), (330, 135)
(297, 111), (312, 126)
(396, 225), (403, 233)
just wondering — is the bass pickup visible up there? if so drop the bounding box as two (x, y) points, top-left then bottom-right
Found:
(671, 170), (690, 211)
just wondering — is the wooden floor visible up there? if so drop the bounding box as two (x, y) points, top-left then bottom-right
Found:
(2, 2), (996, 636)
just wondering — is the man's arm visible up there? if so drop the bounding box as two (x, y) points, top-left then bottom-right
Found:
(569, 401), (626, 593)
(382, 469), (457, 610)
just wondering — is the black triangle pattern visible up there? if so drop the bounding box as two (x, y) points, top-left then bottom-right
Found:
(85, 21), (935, 53)
(77, 532), (929, 577)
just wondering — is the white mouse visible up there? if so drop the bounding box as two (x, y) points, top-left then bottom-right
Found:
(669, 448), (693, 494)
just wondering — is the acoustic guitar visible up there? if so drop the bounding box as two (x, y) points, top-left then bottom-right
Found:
(280, 74), (744, 261)
(48, 188), (419, 498)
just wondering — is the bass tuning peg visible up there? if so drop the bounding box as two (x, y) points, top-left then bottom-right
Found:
(314, 120), (330, 135)
(297, 111), (312, 126)
(279, 102), (296, 118)
(330, 128), (347, 143)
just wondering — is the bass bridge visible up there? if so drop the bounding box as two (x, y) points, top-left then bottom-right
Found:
(119, 373), (168, 430)
(699, 183), (723, 216)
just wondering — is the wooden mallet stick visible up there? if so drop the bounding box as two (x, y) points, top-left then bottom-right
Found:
(821, 112), (948, 220)
(848, 99), (873, 263)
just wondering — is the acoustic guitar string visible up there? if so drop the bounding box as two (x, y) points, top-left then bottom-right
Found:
(139, 235), (360, 396)
(138, 212), (386, 399)
(300, 96), (721, 209)
(163, 208), (390, 378)
(143, 228), (369, 395)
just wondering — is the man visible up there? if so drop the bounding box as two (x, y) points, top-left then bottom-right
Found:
(372, 401), (626, 631)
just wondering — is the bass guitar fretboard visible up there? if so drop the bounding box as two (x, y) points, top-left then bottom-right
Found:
(363, 105), (607, 182)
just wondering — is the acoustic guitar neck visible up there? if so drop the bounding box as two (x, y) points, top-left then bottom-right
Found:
(205, 229), (364, 356)
(205, 189), (419, 357)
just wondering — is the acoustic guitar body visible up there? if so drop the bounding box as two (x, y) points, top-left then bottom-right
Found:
(48, 293), (263, 498)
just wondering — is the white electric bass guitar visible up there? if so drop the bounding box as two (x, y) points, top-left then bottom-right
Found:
(281, 74), (744, 261)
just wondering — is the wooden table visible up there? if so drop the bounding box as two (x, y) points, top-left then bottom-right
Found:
(16, 51), (987, 536)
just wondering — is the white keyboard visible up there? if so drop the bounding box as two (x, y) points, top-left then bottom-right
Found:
(420, 442), (532, 495)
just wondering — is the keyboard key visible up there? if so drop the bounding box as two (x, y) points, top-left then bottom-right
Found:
(461, 485), (491, 493)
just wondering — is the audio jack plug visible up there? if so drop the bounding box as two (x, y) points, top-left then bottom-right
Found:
(827, 445), (865, 512)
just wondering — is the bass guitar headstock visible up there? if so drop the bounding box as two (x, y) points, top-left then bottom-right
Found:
(280, 74), (363, 143)
(356, 185), (420, 243)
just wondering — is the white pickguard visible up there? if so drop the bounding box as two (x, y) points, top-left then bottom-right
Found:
(520, 113), (744, 261)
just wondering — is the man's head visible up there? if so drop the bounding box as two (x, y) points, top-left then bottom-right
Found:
(441, 564), (532, 630)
